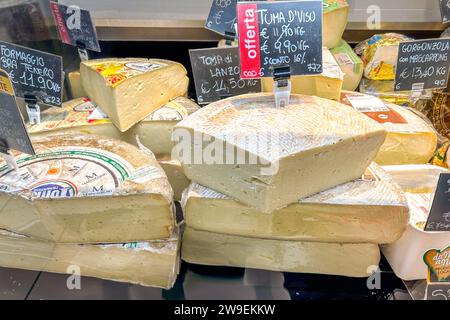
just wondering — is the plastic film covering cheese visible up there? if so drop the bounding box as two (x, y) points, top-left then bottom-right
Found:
(27, 97), (199, 158)
(382, 165), (450, 280)
(182, 227), (380, 278)
(182, 163), (408, 244)
(341, 91), (437, 165)
(355, 33), (412, 81)
(0, 228), (180, 289)
(0, 134), (175, 243)
(330, 39), (363, 91)
(414, 90), (450, 141)
(359, 78), (415, 107)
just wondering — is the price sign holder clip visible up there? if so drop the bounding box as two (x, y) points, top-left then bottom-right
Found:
(224, 30), (236, 46)
(273, 66), (291, 108)
(25, 94), (41, 125)
(410, 82), (425, 104)
(0, 140), (18, 171)
(76, 41), (89, 61)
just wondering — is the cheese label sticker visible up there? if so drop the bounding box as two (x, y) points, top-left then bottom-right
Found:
(341, 92), (407, 124)
(423, 247), (450, 282)
(0, 147), (135, 198)
(91, 61), (167, 87)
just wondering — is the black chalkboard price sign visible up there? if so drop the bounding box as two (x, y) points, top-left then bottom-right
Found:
(0, 40), (63, 107)
(237, 0), (323, 79)
(0, 69), (34, 155)
(50, 1), (100, 52)
(440, 0), (450, 24)
(394, 38), (450, 92)
(205, 0), (239, 36)
(425, 173), (450, 232)
(190, 47), (261, 104)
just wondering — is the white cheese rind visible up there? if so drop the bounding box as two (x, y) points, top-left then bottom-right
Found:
(0, 229), (180, 289)
(174, 93), (387, 213)
(0, 135), (175, 243)
(182, 164), (408, 244)
(80, 58), (189, 132)
(182, 227), (380, 278)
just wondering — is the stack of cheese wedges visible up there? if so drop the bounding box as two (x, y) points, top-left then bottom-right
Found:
(26, 96), (199, 201)
(0, 135), (180, 288)
(175, 93), (409, 278)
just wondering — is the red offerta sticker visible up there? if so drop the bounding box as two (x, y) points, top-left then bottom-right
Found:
(237, 3), (261, 79)
(50, 2), (71, 45)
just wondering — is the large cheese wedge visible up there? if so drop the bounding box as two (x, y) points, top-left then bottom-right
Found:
(330, 39), (363, 91)
(182, 227), (380, 278)
(341, 91), (437, 165)
(173, 93), (387, 213)
(67, 71), (86, 99)
(0, 229), (180, 288)
(182, 164), (408, 244)
(80, 58), (189, 132)
(27, 97), (199, 158)
(261, 48), (344, 100)
(323, 0), (349, 49)
(159, 159), (190, 202)
(0, 135), (175, 243)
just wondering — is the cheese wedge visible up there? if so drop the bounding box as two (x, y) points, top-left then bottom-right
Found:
(261, 48), (344, 100)
(80, 58), (189, 132)
(341, 91), (437, 165)
(182, 164), (408, 244)
(68, 71), (86, 99)
(27, 97), (199, 158)
(323, 0), (349, 49)
(330, 39), (363, 91)
(0, 135), (174, 243)
(182, 227), (380, 278)
(173, 93), (387, 213)
(159, 159), (190, 202)
(0, 229), (180, 288)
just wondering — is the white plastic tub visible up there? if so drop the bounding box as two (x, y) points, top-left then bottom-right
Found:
(382, 165), (450, 281)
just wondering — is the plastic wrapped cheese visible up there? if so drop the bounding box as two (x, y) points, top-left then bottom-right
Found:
(27, 97), (199, 158)
(355, 33), (412, 81)
(382, 165), (450, 280)
(0, 135), (175, 243)
(330, 39), (363, 91)
(0, 228), (180, 288)
(341, 91), (437, 165)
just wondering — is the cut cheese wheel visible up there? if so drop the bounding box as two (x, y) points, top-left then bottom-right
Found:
(68, 71), (86, 99)
(159, 159), (190, 202)
(0, 134), (175, 243)
(330, 39), (363, 91)
(173, 93), (387, 213)
(182, 227), (380, 278)
(323, 0), (349, 49)
(341, 91), (437, 165)
(27, 97), (199, 158)
(0, 229), (180, 288)
(80, 58), (189, 132)
(261, 48), (344, 100)
(182, 164), (408, 244)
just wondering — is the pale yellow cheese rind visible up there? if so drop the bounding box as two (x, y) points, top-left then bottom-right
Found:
(261, 48), (344, 100)
(182, 164), (408, 244)
(0, 134), (175, 243)
(159, 159), (190, 202)
(80, 58), (189, 132)
(0, 229), (180, 289)
(68, 71), (87, 99)
(174, 93), (387, 213)
(182, 227), (380, 278)
(323, 0), (350, 49)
